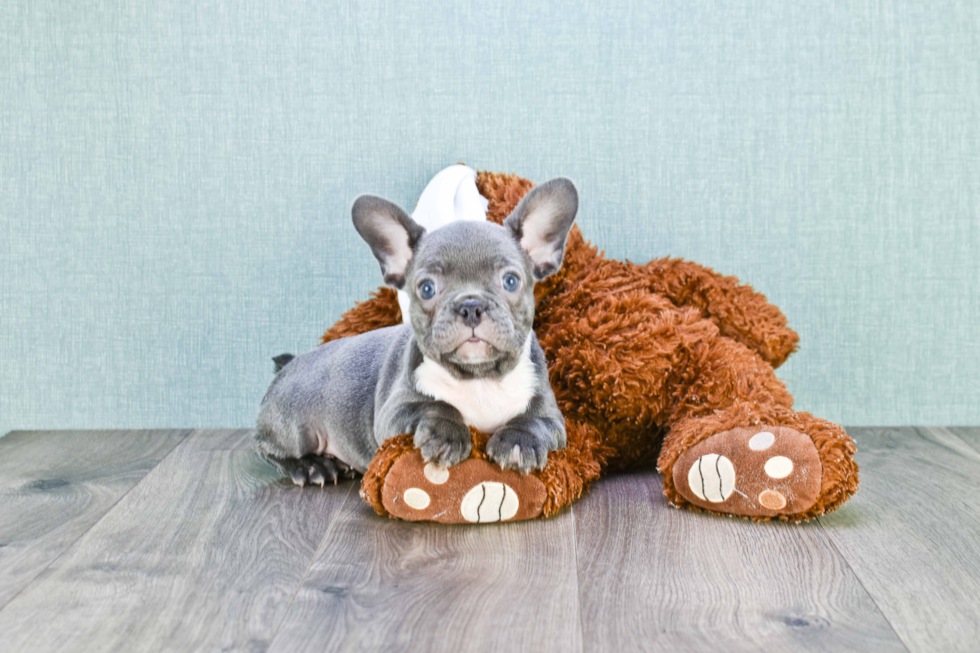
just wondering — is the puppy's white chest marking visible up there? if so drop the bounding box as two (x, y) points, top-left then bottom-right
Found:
(414, 339), (537, 434)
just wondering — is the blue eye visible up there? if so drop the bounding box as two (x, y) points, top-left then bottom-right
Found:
(418, 279), (436, 300)
(502, 272), (520, 292)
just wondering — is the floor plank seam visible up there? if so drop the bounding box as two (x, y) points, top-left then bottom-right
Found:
(264, 481), (356, 651)
(951, 428), (980, 456)
(0, 429), (193, 614)
(568, 504), (587, 653)
(815, 519), (913, 653)
(930, 426), (980, 459)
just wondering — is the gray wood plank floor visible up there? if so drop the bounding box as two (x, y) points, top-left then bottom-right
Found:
(0, 429), (189, 609)
(818, 427), (980, 653)
(574, 471), (906, 653)
(0, 427), (977, 653)
(269, 495), (581, 653)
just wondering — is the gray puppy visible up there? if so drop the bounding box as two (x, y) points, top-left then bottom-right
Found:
(254, 178), (578, 486)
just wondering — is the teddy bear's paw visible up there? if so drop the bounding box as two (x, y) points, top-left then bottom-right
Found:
(380, 450), (547, 524)
(672, 426), (822, 518)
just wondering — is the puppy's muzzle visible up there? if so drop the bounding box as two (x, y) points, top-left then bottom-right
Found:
(457, 298), (486, 328)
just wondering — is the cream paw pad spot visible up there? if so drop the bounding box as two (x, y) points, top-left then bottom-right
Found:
(460, 482), (519, 523)
(687, 453), (736, 503)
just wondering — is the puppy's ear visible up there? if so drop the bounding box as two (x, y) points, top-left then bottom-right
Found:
(503, 177), (578, 280)
(352, 195), (425, 289)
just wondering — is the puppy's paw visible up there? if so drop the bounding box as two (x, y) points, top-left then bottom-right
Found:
(273, 454), (349, 488)
(487, 427), (548, 474)
(414, 416), (472, 467)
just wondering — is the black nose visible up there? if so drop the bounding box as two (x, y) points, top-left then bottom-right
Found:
(457, 299), (486, 328)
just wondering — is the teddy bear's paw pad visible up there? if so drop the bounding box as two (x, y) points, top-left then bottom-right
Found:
(460, 482), (520, 523)
(381, 450), (546, 524)
(673, 426), (822, 518)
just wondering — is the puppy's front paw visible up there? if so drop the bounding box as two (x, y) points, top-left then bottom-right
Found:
(487, 427), (548, 474)
(414, 416), (471, 467)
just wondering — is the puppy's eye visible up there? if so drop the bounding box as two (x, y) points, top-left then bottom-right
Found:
(502, 272), (520, 292)
(417, 279), (436, 300)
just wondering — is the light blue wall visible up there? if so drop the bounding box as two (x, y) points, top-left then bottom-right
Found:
(2, 1), (978, 436)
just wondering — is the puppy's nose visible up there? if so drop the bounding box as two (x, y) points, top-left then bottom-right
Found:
(457, 299), (486, 328)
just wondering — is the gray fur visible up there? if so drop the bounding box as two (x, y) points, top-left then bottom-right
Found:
(255, 178), (579, 483)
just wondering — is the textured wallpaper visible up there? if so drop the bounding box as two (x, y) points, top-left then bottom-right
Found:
(1, 0), (978, 436)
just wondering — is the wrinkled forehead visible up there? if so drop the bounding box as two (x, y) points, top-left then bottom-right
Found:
(412, 222), (526, 278)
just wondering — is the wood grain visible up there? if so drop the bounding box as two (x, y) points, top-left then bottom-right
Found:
(574, 470), (907, 653)
(267, 496), (583, 653)
(0, 429), (353, 653)
(2, 427), (979, 653)
(0, 429), (188, 608)
(819, 427), (980, 653)
(948, 426), (980, 453)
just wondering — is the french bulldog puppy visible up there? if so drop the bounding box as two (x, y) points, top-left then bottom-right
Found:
(254, 178), (578, 486)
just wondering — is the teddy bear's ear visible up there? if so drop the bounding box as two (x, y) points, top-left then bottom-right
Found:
(352, 195), (426, 289)
(503, 177), (578, 280)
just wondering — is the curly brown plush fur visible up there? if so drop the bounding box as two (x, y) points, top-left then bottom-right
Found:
(326, 171), (859, 522)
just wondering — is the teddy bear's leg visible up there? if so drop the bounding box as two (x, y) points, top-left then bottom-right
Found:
(638, 258), (800, 367)
(656, 336), (858, 521)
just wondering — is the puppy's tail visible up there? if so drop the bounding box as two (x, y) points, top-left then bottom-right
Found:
(272, 353), (295, 373)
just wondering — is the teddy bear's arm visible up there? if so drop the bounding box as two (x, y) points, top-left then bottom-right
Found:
(320, 287), (402, 345)
(641, 258), (799, 368)
(473, 170), (800, 368)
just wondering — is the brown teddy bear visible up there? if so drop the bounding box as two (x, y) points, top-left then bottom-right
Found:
(320, 170), (859, 524)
